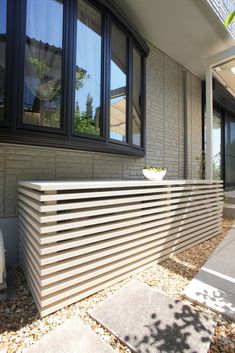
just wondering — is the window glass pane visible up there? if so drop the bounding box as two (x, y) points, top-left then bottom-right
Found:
(0, 0), (7, 122)
(23, 0), (63, 128)
(74, 0), (102, 136)
(225, 115), (235, 186)
(110, 23), (127, 142)
(132, 47), (142, 146)
(212, 111), (222, 180)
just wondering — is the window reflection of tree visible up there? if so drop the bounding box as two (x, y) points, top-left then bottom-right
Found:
(24, 40), (62, 127)
(74, 0), (101, 136)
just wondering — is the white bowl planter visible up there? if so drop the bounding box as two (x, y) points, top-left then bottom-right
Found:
(143, 168), (166, 181)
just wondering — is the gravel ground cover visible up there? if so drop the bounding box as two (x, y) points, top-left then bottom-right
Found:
(0, 218), (234, 353)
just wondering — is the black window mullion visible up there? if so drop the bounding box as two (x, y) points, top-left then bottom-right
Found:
(8, 0), (27, 133)
(16, 0), (26, 131)
(1, 0), (11, 127)
(99, 9), (106, 140)
(104, 11), (111, 143)
(63, 0), (76, 137)
(127, 36), (133, 146)
(141, 55), (146, 150)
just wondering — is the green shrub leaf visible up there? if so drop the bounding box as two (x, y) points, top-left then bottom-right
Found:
(225, 11), (235, 27)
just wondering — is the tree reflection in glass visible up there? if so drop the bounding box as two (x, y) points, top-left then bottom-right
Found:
(23, 0), (63, 128)
(74, 0), (102, 136)
(212, 112), (221, 180)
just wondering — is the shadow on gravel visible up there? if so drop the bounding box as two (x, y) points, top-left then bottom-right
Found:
(0, 266), (38, 334)
(159, 258), (197, 281)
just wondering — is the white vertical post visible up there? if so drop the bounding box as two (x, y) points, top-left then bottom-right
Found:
(183, 71), (190, 179)
(205, 66), (213, 180)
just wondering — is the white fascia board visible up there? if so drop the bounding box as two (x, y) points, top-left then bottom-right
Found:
(207, 45), (235, 67)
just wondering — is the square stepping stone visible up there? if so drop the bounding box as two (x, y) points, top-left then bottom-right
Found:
(184, 228), (235, 321)
(185, 279), (235, 321)
(90, 280), (216, 353)
(23, 318), (114, 353)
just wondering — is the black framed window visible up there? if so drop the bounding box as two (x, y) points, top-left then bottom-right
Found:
(0, 0), (7, 122)
(0, 0), (149, 156)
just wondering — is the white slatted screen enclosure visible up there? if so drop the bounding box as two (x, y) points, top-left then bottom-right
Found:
(18, 180), (223, 317)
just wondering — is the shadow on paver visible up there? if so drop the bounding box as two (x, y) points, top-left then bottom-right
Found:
(192, 286), (235, 321)
(90, 280), (215, 353)
(124, 303), (212, 353)
(184, 227), (235, 321)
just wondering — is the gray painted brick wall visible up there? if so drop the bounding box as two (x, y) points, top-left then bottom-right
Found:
(0, 43), (202, 265)
(145, 42), (202, 180)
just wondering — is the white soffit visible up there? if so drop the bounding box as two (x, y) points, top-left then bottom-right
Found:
(114, 0), (235, 79)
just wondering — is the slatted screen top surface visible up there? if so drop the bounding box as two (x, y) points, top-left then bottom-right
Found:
(18, 180), (223, 317)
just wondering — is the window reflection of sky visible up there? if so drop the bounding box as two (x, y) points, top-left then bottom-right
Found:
(76, 19), (101, 117)
(26, 0), (63, 47)
(111, 61), (126, 90)
(76, 19), (127, 116)
(110, 59), (126, 141)
(110, 60), (126, 141)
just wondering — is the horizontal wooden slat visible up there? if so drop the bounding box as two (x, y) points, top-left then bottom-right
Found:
(19, 179), (223, 191)
(18, 180), (223, 317)
(43, 225), (222, 297)
(19, 203), (221, 247)
(40, 209), (221, 246)
(19, 188), (223, 212)
(19, 215), (222, 280)
(19, 209), (221, 250)
(18, 192), (222, 222)
(20, 206), (222, 264)
(19, 213), (221, 273)
(19, 200), (223, 234)
(19, 183), (222, 202)
(22, 230), (220, 317)
(21, 226), (221, 307)
(20, 224), (221, 304)
(19, 211), (222, 257)
(20, 218), (221, 288)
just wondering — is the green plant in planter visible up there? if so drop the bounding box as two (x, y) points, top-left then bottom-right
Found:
(143, 166), (166, 171)
(223, 193), (229, 203)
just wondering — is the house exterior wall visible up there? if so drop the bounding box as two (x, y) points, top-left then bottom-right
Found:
(0, 42), (202, 266)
